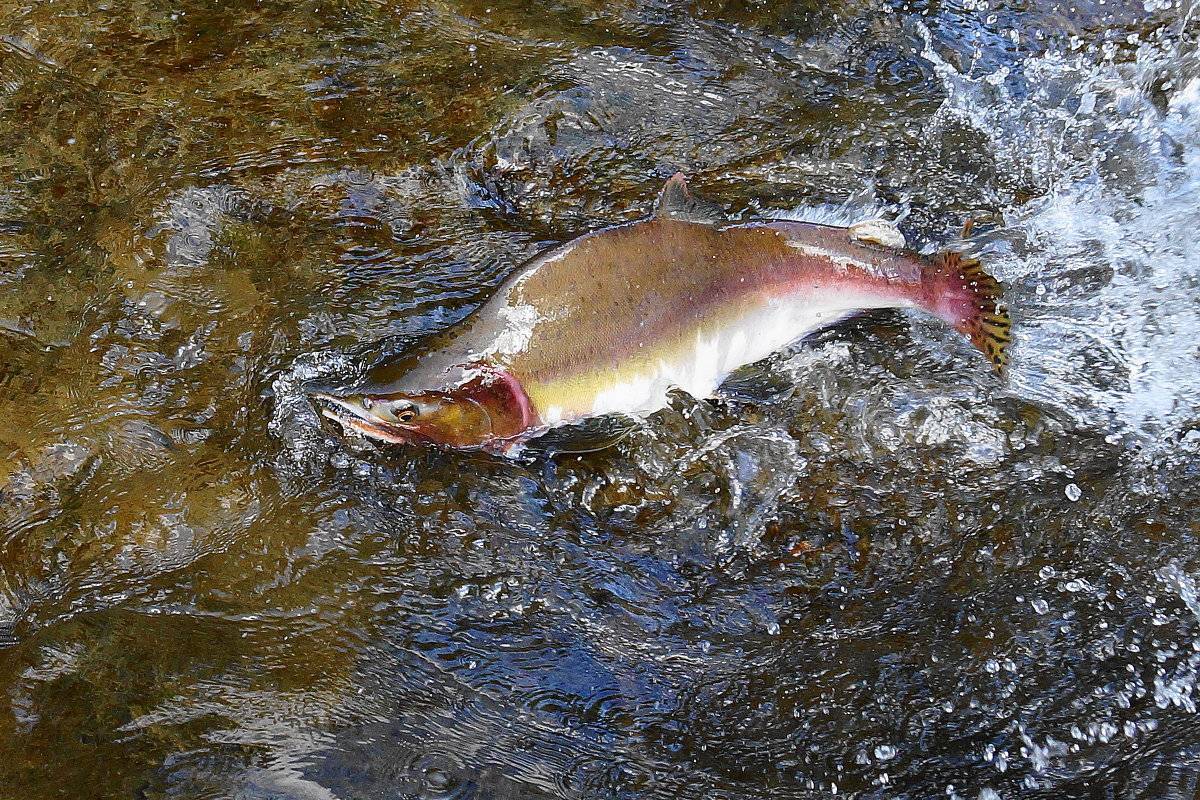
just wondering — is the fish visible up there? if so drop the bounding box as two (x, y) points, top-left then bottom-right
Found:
(312, 173), (1010, 454)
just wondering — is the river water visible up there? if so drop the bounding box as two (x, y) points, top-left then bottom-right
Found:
(1, 1), (1198, 797)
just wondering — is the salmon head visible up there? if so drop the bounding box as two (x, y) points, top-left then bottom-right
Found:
(311, 366), (536, 450)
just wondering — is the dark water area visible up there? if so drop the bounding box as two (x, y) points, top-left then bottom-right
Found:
(2, 0), (1200, 797)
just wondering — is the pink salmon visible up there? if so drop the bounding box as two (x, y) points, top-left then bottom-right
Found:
(313, 174), (1010, 453)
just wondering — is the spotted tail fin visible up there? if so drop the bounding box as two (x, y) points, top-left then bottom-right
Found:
(931, 251), (1011, 372)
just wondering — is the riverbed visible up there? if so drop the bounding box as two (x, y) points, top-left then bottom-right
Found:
(1, 0), (1199, 797)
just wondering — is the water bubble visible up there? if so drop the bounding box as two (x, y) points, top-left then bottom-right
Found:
(1032, 598), (1049, 614)
(874, 744), (897, 761)
(1065, 483), (1082, 502)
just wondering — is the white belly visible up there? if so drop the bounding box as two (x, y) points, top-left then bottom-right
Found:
(586, 296), (861, 419)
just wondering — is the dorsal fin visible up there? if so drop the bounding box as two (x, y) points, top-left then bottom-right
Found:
(654, 173), (726, 224)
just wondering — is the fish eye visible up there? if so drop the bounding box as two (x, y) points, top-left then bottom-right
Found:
(392, 402), (418, 423)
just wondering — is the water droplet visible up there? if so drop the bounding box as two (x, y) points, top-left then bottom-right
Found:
(1065, 483), (1082, 501)
(1032, 598), (1049, 614)
(874, 744), (897, 761)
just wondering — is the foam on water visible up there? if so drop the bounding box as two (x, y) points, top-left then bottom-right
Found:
(764, 182), (910, 238)
(269, 349), (365, 466)
(922, 21), (1200, 446)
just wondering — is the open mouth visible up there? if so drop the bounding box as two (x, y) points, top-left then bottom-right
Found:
(309, 392), (411, 445)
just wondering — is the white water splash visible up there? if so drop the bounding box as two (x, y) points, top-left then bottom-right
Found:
(1153, 563), (1200, 713)
(923, 22), (1200, 445)
(766, 182), (910, 238)
(269, 349), (363, 465)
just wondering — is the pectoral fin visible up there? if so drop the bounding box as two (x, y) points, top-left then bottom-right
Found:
(523, 414), (641, 456)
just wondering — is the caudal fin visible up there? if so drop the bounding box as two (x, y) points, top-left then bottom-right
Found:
(931, 251), (1011, 372)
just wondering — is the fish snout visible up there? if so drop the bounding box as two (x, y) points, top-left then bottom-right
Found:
(309, 391), (363, 423)
(308, 391), (411, 445)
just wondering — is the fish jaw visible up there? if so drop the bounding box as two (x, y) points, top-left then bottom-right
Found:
(310, 392), (413, 445)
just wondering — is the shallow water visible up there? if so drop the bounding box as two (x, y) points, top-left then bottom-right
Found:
(1, 0), (1199, 797)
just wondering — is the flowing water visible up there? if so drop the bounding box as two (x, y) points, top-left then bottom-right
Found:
(1, 0), (1199, 797)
